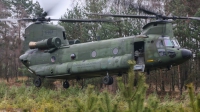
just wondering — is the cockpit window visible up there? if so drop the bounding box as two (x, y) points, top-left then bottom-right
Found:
(164, 39), (173, 47)
(156, 40), (164, 48)
(172, 39), (180, 47)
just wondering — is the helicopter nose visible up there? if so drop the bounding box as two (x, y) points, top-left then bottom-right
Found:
(181, 49), (192, 59)
(19, 54), (28, 63)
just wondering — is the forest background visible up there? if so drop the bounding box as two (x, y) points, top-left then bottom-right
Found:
(0, 0), (200, 96)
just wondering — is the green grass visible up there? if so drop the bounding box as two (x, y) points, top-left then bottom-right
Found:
(0, 61), (199, 112)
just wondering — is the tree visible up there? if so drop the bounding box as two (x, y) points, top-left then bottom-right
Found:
(0, 0), (43, 81)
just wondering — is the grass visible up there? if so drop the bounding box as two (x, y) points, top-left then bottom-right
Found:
(0, 79), (197, 112)
(0, 61), (199, 111)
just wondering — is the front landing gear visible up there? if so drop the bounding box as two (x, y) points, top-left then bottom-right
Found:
(103, 75), (113, 85)
(34, 76), (42, 87)
(63, 80), (70, 88)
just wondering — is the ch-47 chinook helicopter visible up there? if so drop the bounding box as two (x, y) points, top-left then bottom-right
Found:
(2, 6), (198, 88)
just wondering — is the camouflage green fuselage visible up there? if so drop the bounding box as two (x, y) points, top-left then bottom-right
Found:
(20, 21), (192, 79)
(21, 36), (190, 79)
(21, 37), (133, 79)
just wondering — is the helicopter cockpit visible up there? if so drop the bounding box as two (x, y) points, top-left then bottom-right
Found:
(152, 35), (192, 71)
(156, 37), (180, 48)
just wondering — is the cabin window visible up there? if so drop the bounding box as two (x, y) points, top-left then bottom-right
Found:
(51, 56), (56, 62)
(91, 51), (97, 57)
(71, 54), (76, 60)
(113, 48), (118, 55)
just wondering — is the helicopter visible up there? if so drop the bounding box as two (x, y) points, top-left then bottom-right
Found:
(1, 5), (197, 89)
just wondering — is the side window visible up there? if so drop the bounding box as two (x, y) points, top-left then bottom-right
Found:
(91, 51), (97, 57)
(71, 54), (76, 60)
(156, 40), (164, 48)
(113, 48), (118, 55)
(63, 31), (66, 40)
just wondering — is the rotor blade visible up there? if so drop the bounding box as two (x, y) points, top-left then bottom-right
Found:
(188, 17), (200, 21)
(19, 18), (37, 22)
(38, 0), (69, 17)
(51, 19), (116, 22)
(0, 19), (18, 22)
(19, 18), (34, 21)
(89, 13), (156, 19)
(161, 16), (200, 21)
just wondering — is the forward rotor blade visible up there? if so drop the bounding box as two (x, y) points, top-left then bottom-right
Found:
(51, 19), (115, 22)
(38, 0), (62, 16)
(90, 13), (156, 19)
(188, 17), (200, 21)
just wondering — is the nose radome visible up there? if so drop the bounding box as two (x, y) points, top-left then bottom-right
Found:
(181, 49), (192, 59)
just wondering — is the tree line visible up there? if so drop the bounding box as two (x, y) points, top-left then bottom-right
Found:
(0, 0), (200, 94)
(0, 0), (43, 81)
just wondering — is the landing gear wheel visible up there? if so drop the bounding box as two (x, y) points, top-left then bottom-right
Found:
(103, 76), (113, 85)
(108, 76), (113, 85)
(34, 77), (42, 87)
(63, 80), (70, 88)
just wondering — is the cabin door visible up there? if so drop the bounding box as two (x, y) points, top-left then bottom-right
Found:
(133, 41), (145, 72)
(134, 41), (145, 64)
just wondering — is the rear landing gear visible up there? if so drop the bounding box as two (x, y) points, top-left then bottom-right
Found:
(103, 75), (113, 85)
(63, 80), (70, 88)
(34, 76), (42, 87)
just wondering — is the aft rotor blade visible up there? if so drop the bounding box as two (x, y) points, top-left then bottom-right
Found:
(90, 13), (156, 19)
(51, 19), (115, 22)
(161, 16), (200, 21)
(19, 18), (41, 22)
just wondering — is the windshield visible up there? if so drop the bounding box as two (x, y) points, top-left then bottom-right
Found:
(164, 39), (173, 47)
(172, 39), (180, 47)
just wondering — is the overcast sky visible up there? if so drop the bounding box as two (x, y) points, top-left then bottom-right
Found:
(32, 0), (72, 19)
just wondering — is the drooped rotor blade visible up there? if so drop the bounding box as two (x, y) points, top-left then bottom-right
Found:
(90, 13), (156, 19)
(51, 19), (116, 22)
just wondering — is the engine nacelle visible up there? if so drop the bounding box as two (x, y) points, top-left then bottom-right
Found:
(29, 37), (61, 49)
